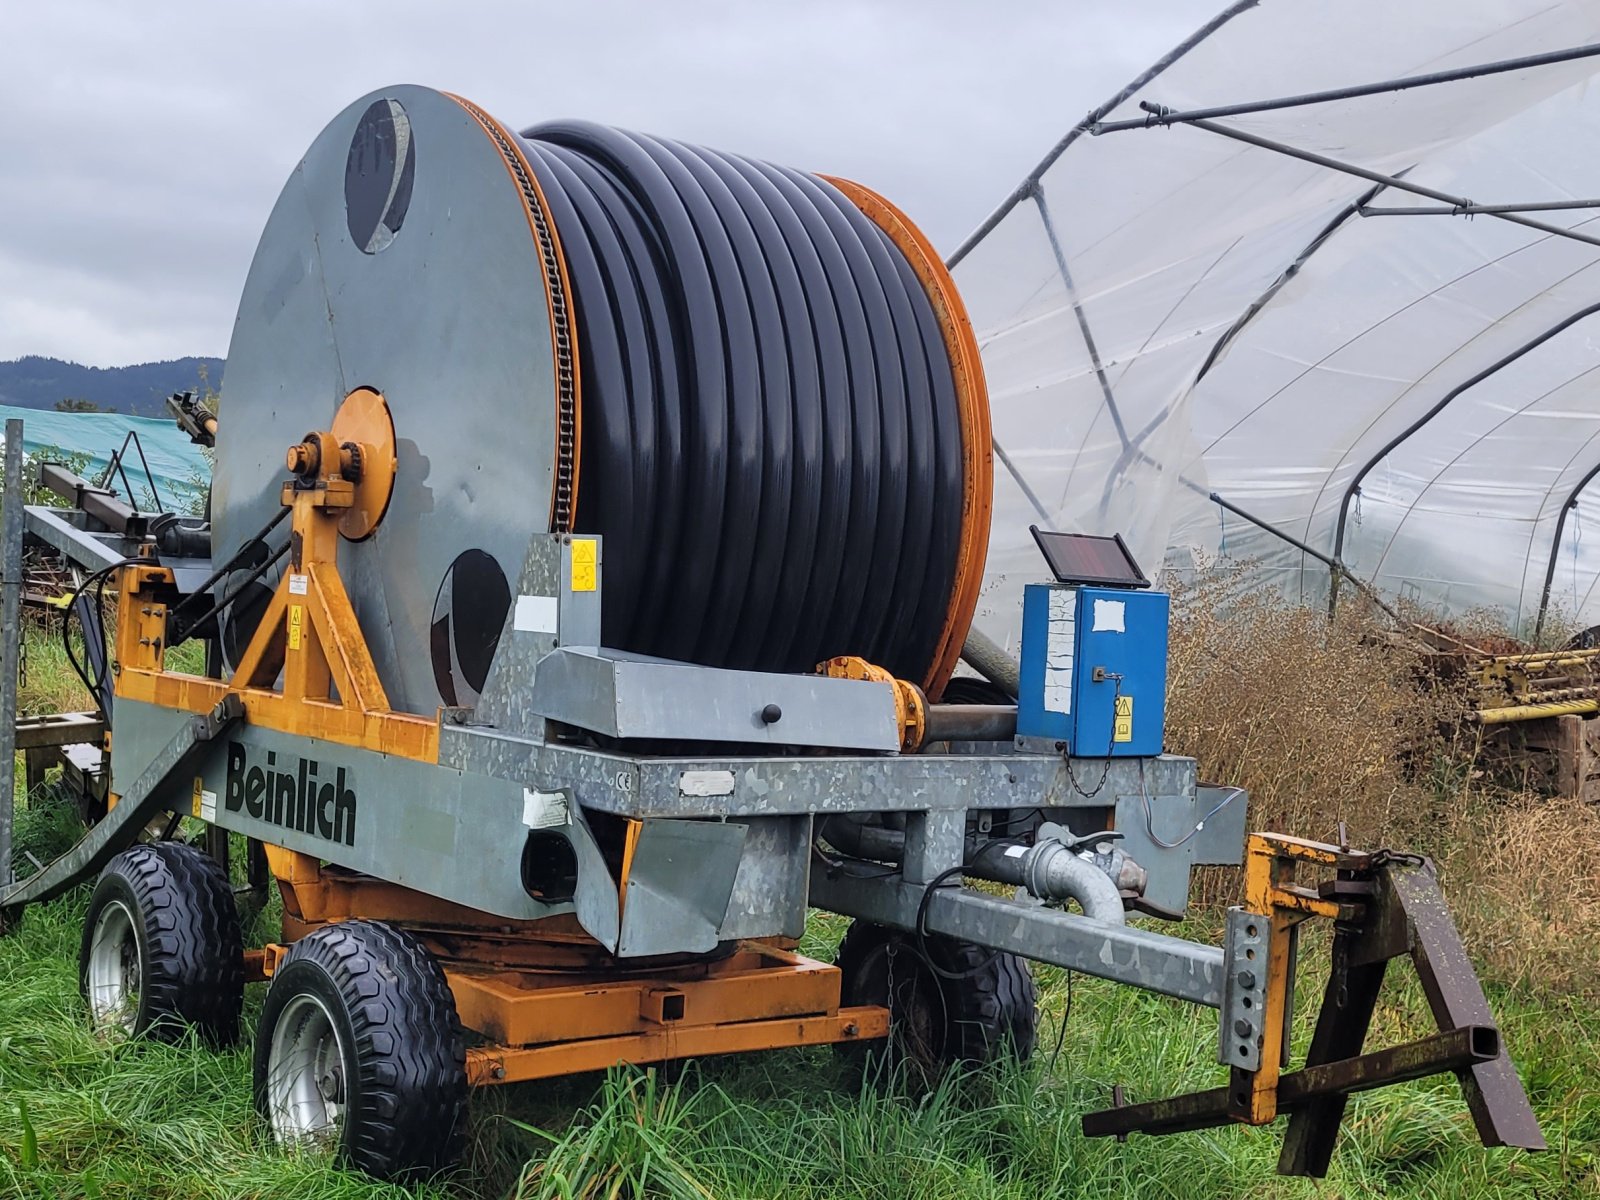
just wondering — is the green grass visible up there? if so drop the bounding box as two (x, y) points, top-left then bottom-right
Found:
(1, 621), (1597, 1198)
(0, 874), (1595, 1199)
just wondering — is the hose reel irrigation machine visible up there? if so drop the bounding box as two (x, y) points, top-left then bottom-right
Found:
(0, 88), (1545, 1179)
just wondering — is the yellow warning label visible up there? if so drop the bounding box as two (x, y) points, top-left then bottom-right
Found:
(1113, 695), (1134, 743)
(191, 776), (204, 818)
(288, 604), (304, 651)
(570, 538), (598, 592)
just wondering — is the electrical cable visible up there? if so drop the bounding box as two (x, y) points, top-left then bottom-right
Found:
(63, 511), (292, 721)
(167, 503), (291, 625)
(61, 557), (142, 721)
(172, 538), (291, 646)
(516, 121), (966, 684)
(1136, 759), (1244, 849)
(810, 842), (902, 882)
(61, 577), (100, 715)
(914, 864), (1004, 981)
(982, 807), (1045, 835)
(1045, 969), (1073, 1077)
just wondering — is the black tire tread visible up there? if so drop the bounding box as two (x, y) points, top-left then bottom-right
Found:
(927, 936), (1038, 1062)
(837, 919), (1037, 1068)
(79, 841), (244, 1045)
(254, 919), (466, 1179)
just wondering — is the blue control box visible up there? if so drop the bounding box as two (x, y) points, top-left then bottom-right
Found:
(1016, 583), (1169, 757)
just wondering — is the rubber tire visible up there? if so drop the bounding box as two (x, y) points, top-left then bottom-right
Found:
(253, 920), (466, 1180)
(837, 920), (1037, 1078)
(78, 841), (245, 1045)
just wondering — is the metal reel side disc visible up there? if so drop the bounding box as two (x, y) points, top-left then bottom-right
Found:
(214, 86), (576, 715)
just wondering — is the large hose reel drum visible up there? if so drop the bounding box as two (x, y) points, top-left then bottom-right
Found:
(213, 85), (991, 716)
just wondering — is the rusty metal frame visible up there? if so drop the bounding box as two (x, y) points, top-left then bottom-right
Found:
(1083, 834), (1544, 1176)
(1085, 1025), (1499, 1139)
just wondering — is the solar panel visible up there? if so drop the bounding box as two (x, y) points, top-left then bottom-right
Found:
(1028, 526), (1149, 588)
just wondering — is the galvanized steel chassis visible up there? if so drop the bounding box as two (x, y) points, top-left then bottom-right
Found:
(1, 505), (1545, 1176)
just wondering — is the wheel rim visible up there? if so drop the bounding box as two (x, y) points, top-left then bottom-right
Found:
(86, 899), (140, 1034)
(265, 992), (348, 1149)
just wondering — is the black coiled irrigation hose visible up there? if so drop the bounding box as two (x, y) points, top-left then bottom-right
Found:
(517, 121), (966, 683)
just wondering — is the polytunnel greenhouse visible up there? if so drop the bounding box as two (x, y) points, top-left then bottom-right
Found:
(955, 0), (1600, 644)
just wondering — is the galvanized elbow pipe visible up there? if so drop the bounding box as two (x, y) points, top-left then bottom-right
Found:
(967, 838), (1128, 925)
(822, 815), (1129, 926)
(1027, 840), (1127, 924)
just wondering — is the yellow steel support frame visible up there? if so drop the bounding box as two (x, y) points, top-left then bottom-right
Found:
(113, 496), (438, 762)
(115, 427), (438, 906)
(449, 942), (888, 1084)
(110, 409), (892, 1081)
(1235, 833), (1364, 1125)
(243, 934), (886, 1085)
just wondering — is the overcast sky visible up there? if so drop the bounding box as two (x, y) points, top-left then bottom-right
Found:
(0, 1), (1210, 367)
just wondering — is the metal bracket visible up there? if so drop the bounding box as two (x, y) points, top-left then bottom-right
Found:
(1218, 908), (1267, 1071)
(1083, 833), (1545, 1176)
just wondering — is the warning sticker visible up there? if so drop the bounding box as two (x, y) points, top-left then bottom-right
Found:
(288, 604), (304, 651)
(570, 539), (598, 592)
(1113, 695), (1134, 743)
(190, 778), (217, 822)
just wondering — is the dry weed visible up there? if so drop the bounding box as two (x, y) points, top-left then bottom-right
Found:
(1166, 566), (1600, 996)
(1165, 566), (1455, 852)
(1439, 795), (1600, 999)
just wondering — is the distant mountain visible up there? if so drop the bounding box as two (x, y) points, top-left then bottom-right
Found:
(0, 356), (224, 417)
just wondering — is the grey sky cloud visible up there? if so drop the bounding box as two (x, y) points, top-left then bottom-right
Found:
(0, 0), (1209, 367)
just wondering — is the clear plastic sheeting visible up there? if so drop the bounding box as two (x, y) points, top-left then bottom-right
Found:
(954, 0), (1600, 646)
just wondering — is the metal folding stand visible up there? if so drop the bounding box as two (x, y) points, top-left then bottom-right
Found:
(1083, 835), (1544, 1177)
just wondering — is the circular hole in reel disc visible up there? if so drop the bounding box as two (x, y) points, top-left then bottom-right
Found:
(345, 98), (415, 255)
(429, 549), (511, 707)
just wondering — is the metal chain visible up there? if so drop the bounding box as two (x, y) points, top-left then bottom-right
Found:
(448, 97), (578, 533)
(1062, 675), (1123, 799)
(885, 938), (899, 1051)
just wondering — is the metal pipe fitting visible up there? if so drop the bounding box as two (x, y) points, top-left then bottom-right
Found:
(1079, 841), (1150, 895)
(969, 837), (1128, 924)
(922, 704), (1018, 743)
(820, 816), (1132, 925)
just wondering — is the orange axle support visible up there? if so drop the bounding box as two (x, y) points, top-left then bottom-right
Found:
(249, 937), (887, 1085)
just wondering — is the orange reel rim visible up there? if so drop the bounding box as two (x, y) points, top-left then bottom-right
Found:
(821, 176), (993, 702)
